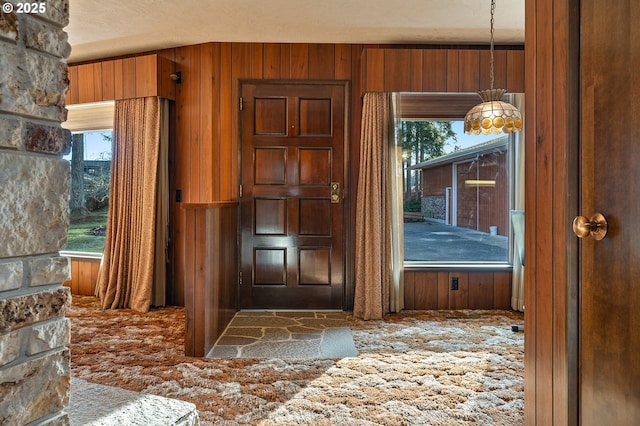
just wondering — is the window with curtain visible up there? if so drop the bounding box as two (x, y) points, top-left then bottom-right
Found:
(395, 93), (521, 266)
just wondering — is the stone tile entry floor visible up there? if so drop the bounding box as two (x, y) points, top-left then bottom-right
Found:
(207, 311), (359, 360)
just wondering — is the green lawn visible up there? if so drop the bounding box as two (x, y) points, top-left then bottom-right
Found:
(65, 210), (108, 253)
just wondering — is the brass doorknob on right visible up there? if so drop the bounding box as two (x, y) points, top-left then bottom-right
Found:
(573, 213), (608, 240)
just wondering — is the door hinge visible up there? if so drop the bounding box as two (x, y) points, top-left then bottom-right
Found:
(239, 184), (243, 198)
(239, 97), (244, 111)
(239, 271), (243, 285)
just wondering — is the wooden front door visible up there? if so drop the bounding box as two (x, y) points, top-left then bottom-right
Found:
(239, 81), (346, 309)
(579, 0), (640, 423)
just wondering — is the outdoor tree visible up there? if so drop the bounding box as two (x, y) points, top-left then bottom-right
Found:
(69, 133), (87, 219)
(400, 121), (457, 200)
(84, 132), (112, 211)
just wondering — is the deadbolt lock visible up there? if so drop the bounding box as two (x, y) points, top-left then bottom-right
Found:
(331, 182), (340, 203)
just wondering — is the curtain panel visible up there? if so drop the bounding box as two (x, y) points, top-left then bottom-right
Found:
(96, 97), (166, 313)
(354, 92), (404, 320)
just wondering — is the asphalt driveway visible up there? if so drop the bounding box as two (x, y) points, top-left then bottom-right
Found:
(403, 220), (509, 262)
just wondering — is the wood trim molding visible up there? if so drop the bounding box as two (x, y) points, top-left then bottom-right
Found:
(362, 47), (525, 94)
(66, 54), (176, 104)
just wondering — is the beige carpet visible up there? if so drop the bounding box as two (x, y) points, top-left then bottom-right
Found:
(68, 296), (524, 425)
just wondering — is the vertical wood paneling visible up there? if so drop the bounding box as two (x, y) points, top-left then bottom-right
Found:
(172, 46), (191, 306)
(468, 271), (494, 309)
(210, 44), (223, 202)
(446, 50), (460, 91)
(404, 271), (415, 310)
(70, 260), (79, 295)
(64, 259), (100, 296)
(437, 272), (449, 309)
(183, 203), (238, 357)
(458, 49), (480, 92)
(414, 271), (438, 310)
(335, 44), (352, 81)
(422, 49), (448, 92)
(384, 49), (413, 92)
(493, 271), (512, 309)
(158, 53), (177, 100)
(534, 0), (555, 422)
(77, 64), (95, 103)
(251, 43), (265, 79)
(77, 261), (93, 296)
(90, 262), (100, 295)
(309, 44), (335, 80)
(263, 43), (281, 79)
(68, 55), (175, 104)
(122, 57), (137, 99)
(524, 0), (563, 423)
(134, 55), (156, 98)
(280, 44), (292, 79)
(291, 44), (309, 79)
(113, 59), (124, 100)
(409, 50), (423, 92)
(230, 42), (252, 199)
(507, 50), (526, 94)
(407, 270), (512, 310)
(199, 44), (215, 201)
(480, 49), (508, 91)
(183, 208), (197, 355)
(449, 272), (468, 309)
(364, 49), (384, 92)
(100, 60), (116, 101)
(92, 63), (103, 101)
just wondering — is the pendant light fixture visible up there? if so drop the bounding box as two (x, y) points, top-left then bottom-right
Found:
(464, 0), (522, 135)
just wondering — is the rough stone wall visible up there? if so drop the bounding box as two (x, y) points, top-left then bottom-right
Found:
(0, 1), (72, 424)
(422, 195), (446, 221)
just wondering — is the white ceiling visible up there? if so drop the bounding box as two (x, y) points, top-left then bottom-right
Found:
(67, 0), (525, 63)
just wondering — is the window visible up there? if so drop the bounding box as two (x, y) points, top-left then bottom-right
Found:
(61, 100), (115, 254)
(396, 93), (522, 266)
(64, 131), (112, 253)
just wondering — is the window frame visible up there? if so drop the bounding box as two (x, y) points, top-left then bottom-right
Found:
(395, 92), (520, 269)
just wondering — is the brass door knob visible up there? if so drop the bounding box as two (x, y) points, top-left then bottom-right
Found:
(573, 213), (608, 240)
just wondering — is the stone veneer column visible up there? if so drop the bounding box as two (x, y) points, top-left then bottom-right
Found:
(0, 1), (73, 424)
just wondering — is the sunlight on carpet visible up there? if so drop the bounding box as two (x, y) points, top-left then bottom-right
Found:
(68, 296), (524, 425)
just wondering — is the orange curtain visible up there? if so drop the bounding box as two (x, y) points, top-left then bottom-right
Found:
(354, 93), (404, 320)
(97, 97), (161, 313)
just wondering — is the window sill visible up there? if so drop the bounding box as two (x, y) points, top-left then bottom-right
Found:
(404, 262), (513, 272)
(60, 251), (103, 260)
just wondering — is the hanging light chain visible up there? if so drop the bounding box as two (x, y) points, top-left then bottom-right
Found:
(489, 0), (496, 90)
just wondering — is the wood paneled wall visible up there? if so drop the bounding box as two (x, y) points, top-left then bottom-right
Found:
(404, 270), (512, 310)
(68, 43), (524, 309)
(362, 48), (525, 94)
(183, 202), (238, 357)
(63, 257), (100, 296)
(524, 0), (579, 424)
(65, 54), (176, 104)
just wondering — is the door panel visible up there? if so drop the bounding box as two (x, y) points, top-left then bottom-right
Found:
(240, 82), (345, 309)
(580, 0), (640, 424)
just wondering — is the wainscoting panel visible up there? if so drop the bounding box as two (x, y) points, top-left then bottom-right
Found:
(404, 269), (512, 310)
(63, 257), (101, 296)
